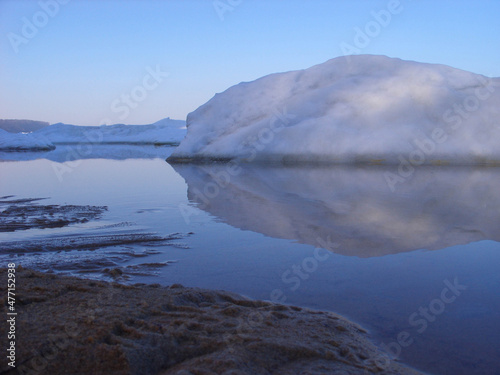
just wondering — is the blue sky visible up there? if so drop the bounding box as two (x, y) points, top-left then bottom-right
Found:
(1, 0), (499, 125)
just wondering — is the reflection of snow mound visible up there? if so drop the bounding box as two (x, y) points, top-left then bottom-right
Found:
(173, 164), (500, 257)
(169, 55), (500, 164)
(0, 128), (55, 151)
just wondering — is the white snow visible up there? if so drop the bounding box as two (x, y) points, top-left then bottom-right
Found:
(0, 128), (55, 151)
(169, 55), (500, 165)
(36, 118), (186, 145)
(0, 118), (186, 152)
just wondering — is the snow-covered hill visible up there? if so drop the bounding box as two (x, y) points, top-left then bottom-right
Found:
(37, 118), (186, 145)
(0, 118), (186, 151)
(0, 119), (49, 133)
(0, 128), (55, 151)
(168, 55), (500, 165)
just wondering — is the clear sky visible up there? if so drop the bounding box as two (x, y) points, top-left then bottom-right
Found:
(1, 0), (499, 125)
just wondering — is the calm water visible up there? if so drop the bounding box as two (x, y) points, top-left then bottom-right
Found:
(1, 145), (499, 375)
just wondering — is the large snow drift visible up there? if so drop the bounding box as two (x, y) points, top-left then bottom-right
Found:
(168, 55), (500, 164)
(0, 128), (55, 151)
(37, 118), (186, 145)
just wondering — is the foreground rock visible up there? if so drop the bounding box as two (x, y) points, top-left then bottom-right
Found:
(0, 269), (423, 374)
(168, 55), (500, 165)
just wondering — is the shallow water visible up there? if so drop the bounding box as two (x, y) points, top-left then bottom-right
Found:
(1, 145), (499, 375)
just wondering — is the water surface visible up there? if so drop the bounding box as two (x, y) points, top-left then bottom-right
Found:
(1, 146), (499, 375)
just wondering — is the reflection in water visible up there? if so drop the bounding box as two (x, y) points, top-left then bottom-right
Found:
(172, 164), (500, 257)
(1, 157), (498, 374)
(0, 144), (174, 162)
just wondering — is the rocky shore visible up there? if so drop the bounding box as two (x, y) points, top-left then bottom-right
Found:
(1, 268), (424, 375)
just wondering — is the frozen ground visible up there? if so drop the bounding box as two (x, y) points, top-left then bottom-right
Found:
(0, 128), (55, 151)
(0, 118), (186, 151)
(36, 117), (186, 145)
(169, 55), (500, 164)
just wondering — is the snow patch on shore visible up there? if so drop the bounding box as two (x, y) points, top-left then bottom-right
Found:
(0, 128), (55, 151)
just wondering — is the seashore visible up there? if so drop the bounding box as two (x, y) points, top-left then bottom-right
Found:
(0, 267), (425, 375)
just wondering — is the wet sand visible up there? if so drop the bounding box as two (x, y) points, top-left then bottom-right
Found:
(0, 268), (425, 375)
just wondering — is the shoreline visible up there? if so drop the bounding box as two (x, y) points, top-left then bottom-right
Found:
(1, 268), (425, 375)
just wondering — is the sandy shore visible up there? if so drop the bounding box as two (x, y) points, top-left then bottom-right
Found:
(1, 268), (424, 375)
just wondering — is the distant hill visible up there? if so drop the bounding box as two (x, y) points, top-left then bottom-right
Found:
(0, 117), (186, 152)
(0, 119), (50, 133)
(35, 118), (186, 145)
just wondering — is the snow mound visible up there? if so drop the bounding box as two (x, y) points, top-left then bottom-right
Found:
(168, 55), (500, 165)
(0, 128), (55, 151)
(36, 118), (186, 145)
